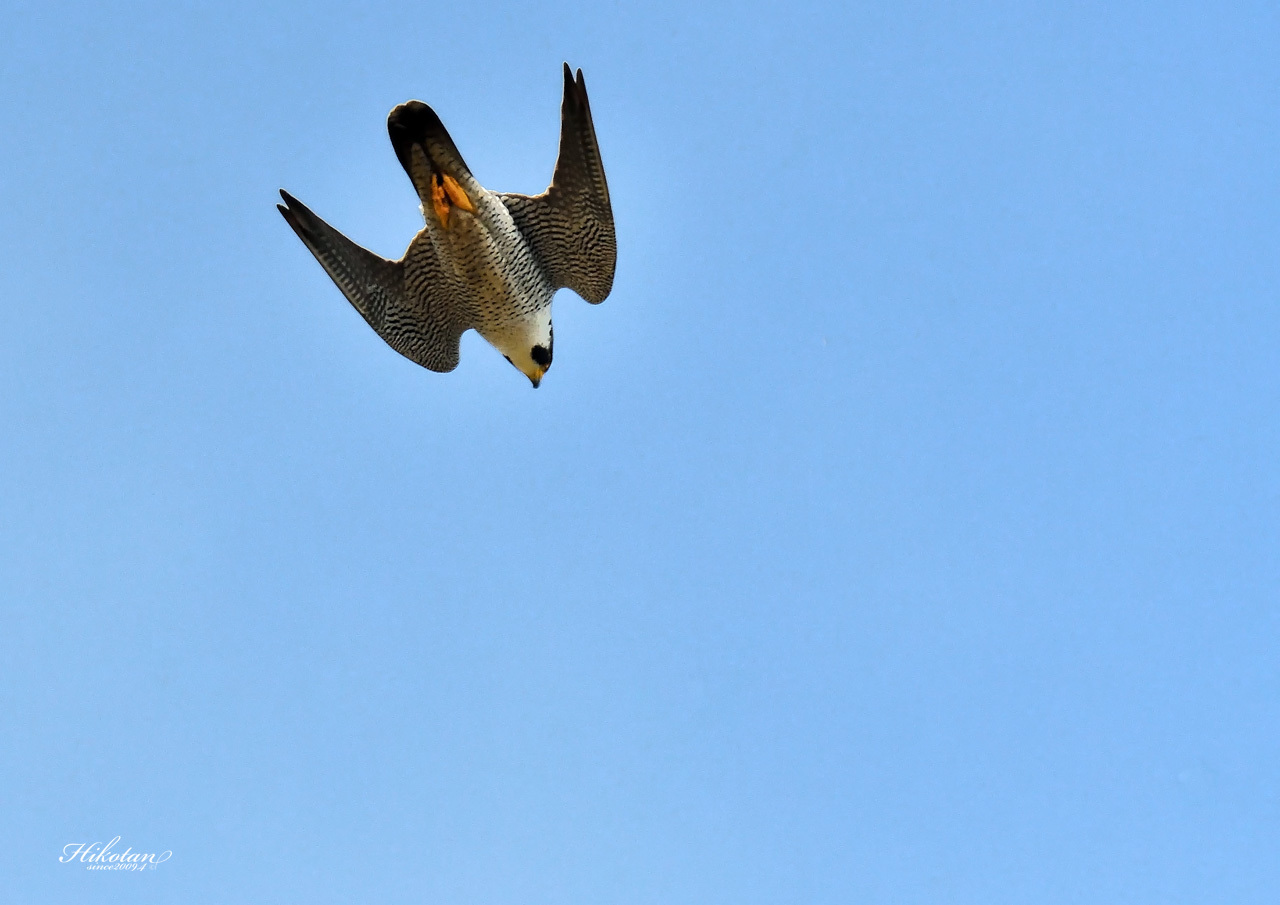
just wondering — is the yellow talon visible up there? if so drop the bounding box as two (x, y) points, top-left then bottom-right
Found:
(429, 173), (474, 229)
(430, 176), (450, 228)
(441, 173), (474, 212)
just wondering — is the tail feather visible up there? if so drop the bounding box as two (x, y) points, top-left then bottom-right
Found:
(387, 101), (473, 205)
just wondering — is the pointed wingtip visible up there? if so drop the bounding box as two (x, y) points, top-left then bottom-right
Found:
(278, 190), (314, 228)
(278, 191), (300, 225)
(277, 198), (306, 237)
(561, 63), (589, 111)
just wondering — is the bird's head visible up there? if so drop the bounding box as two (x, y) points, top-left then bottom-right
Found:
(486, 310), (553, 388)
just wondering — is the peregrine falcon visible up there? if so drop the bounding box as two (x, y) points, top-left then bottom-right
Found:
(278, 63), (616, 387)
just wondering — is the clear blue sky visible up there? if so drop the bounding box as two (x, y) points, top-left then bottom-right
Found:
(3, 1), (1278, 902)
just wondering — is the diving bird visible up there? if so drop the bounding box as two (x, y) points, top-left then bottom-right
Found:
(278, 63), (616, 387)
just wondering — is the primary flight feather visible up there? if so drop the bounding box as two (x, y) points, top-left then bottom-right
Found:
(278, 63), (616, 387)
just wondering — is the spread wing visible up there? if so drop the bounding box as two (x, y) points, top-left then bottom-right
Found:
(498, 64), (617, 304)
(278, 190), (466, 372)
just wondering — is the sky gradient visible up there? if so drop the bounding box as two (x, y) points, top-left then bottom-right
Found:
(3, 1), (1279, 903)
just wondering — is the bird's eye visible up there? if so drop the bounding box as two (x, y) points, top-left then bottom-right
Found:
(530, 345), (551, 367)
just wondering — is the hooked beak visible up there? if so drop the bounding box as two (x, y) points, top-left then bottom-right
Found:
(527, 368), (546, 389)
